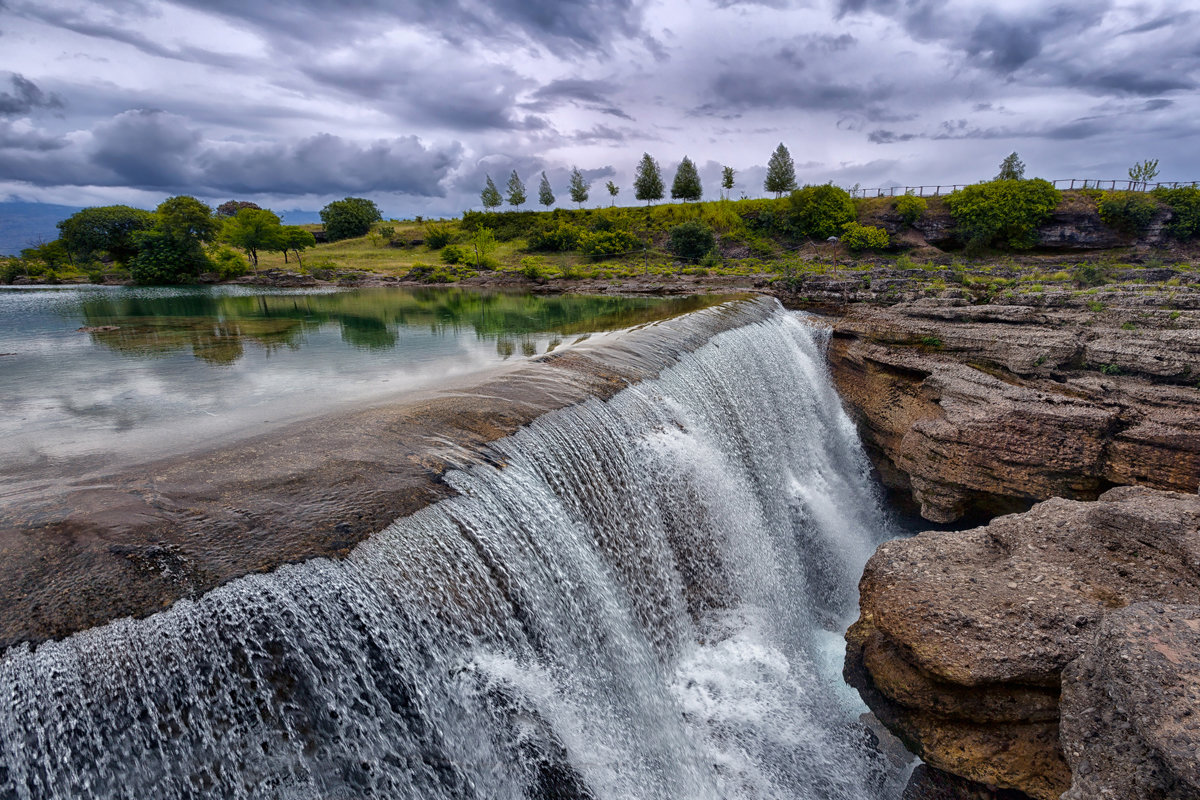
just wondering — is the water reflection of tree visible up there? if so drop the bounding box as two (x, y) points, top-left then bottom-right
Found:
(76, 288), (731, 366)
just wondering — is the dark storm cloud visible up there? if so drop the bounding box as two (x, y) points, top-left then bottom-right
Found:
(699, 68), (890, 114)
(0, 74), (64, 116)
(868, 129), (917, 144)
(164, 0), (644, 55)
(527, 79), (634, 120)
(1121, 13), (1192, 35)
(0, 122), (67, 151)
(0, 109), (462, 196)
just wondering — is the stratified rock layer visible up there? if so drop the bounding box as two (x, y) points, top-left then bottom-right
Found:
(1061, 602), (1200, 800)
(845, 487), (1200, 800)
(829, 301), (1200, 522)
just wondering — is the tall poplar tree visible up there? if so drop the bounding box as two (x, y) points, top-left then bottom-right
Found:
(568, 166), (590, 207)
(538, 172), (555, 208)
(764, 143), (797, 198)
(505, 170), (527, 208)
(633, 153), (664, 204)
(481, 175), (502, 211)
(721, 166), (736, 199)
(670, 156), (702, 202)
(605, 180), (619, 206)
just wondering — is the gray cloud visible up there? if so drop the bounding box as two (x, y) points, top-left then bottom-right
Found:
(0, 74), (64, 116)
(527, 79), (634, 120)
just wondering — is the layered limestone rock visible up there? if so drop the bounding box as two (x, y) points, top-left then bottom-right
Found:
(1060, 602), (1200, 800)
(829, 300), (1200, 522)
(845, 487), (1200, 799)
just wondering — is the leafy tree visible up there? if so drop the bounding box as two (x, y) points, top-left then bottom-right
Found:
(223, 207), (284, 266)
(633, 153), (664, 204)
(128, 230), (210, 284)
(538, 171), (555, 208)
(668, 220), (716, 261)
(606, 180), (619, 206)
(670, 156), (703, 202)
(156, 196), (219, 245)
(56, 205), (155, 265)
(764, 143), (797, 198)
(505, 170), (527, 209)
(215, 200), (261, 217)
(945, 179), (1061, 249)
(320, 197), (381, 241)
(995, 152), (1026, 181)
(20, 239), (72, 269)
(480, 175), (502, 211)
(894, 194), (927, 226)
(281, 226), (316, 264)
(721, 166), (735, 199)
(471, 227), (498, 268)
(568, 166), (590, 207)
(840, 221), (889, 252)
(789, 184), (856, 239)
(1128, 159), (1160, 189)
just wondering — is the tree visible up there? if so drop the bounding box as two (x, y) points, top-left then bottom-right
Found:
(1129, 158), (1160, 189)
(995, 152), (1026, 181)
(764, 143), (797, 198)
(320, 197), (381, 241)
(156, 196), (219, 245)
(481, 175), (502, 211)
(56, 205), (155, 265)
(538, 172), (555, 208)
(633, 153), (664, 204)
(281, 226), (316, 264)
(721, 166), (735, 200)
(670, 156), (703, 202)
(223, 207), (284, 266)
(128, 230), (210, 284)
(789, 184), (856, 239)
(215, 200), (261, 218)
(568, 166), (589, 207)
(505, 170), (527, 208)
(605, 180), (619, 206)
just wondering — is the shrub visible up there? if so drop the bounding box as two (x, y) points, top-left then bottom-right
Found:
(440, 245), (470, 265)
(789, 184), (856, 239)
(1, 258), (21, 284)
(320, 197), (381, 242)
(1098, 191), (1160, 235)
(1073, 263), (1111, 287)
(1151, 187), (1200, 239)
(424, 223), (455, 249)
(528, 222), (585, 252)
(894, 194), (927, 226)
(944, 179), (1061, 249)
(579, 229), (642, 258)
(840, 221), (889, 252)
(129, 230), (211, 284)
(519, 256), (548, 280)
(667, 220), (716, 261)
(460, 209), (539, 241)
(209, 245), (250, 279)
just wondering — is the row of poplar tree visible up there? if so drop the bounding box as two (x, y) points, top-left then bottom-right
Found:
(481, 143), (801, 210)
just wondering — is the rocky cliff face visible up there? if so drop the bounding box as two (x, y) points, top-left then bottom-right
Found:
(825, 297), (1200, 522)
(845, 487), (1200, 799)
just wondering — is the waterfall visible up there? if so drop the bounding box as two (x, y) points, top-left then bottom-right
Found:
(0, 307), (903, 800)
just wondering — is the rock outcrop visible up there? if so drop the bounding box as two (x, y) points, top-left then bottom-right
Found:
(828, 299), (1200, 522)
(845, 487), (1200, 799)
(1060, 602), (1200, 800)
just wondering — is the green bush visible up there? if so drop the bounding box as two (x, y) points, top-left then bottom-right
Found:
(1098, 191), (1160, 235)
(1151, 187), (1200, 239)
(840, 221), (889, 252)
(789, 184), (856, 239)
(1, 258), (21, 284)
(440, 245), (470, 265)
(461, 209), (539, 241)
(209, 245), (250, 279)
(129, 230), (211, 284)
(579, 229), (642, 258)
(520, 256), (548, 280)
(528, 222), (585, 252)
(424, 223), (455, 249)
(1073, 263), (1111, 287)
(667, 220), (716, 261)
(894, 194), (927, 226)
(944, 179), (1061, 249)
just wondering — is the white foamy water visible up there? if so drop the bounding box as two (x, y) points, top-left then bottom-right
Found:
(0, 306), (907, 799)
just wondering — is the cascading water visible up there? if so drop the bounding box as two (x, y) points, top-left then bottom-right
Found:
(0, 307), (907, 800)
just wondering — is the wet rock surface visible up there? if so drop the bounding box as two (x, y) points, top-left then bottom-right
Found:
(845, 487), (1200, 799)
(0, 297), (774, 651)
(824, 297), (1200, 522)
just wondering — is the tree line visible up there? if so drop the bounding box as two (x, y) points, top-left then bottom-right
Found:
(478, 143), (801, 212)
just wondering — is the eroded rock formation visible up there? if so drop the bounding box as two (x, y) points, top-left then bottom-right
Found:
(828, 299), (1200, 522)
(845, 487), (1200, 799)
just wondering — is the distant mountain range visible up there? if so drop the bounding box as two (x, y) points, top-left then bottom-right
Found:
(0, 202), (83, 256)
(0, 203), (325, 256)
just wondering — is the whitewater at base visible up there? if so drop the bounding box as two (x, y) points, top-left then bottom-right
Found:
(0, 308), (908, 799)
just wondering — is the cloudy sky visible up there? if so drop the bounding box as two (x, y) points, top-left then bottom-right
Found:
(1, 0), (1197, 219)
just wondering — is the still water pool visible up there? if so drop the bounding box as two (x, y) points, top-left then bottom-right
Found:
(0, 285), (726, 496)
